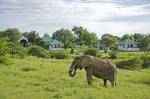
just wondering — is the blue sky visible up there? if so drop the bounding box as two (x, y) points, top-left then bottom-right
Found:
(0, 0), (150, 37)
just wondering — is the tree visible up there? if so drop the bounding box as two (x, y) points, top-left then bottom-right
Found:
(52, 28), (74, 48)
(0, 31), (4, 37)
(141, 34), (150, 51)
(22, 32), (29, 38)
(133, 33), (145, 49)
(100, 34), (118, 51)
(82, 32), (97, 46)
(35, 37), (45, 48)
(72, 26), (86, 46)
(121, 34), (134, 41)
(23, 31), (45, 47)
(134, 33), (145, 42)
(27, 31), (39, 45)
(1, 28), (21, 43)
(72, 26), (97, 47)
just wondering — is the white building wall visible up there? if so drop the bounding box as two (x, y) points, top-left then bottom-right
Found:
(118, 46), (140, 51)
(48, 45), (62, 50)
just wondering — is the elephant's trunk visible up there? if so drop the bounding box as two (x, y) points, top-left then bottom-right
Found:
(69, 68), (76, 77)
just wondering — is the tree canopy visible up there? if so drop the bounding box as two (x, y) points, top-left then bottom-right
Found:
(23, 31), (45, 47)
(100, 34), (118, 51)
(141, 34), (150, 51)
(0, 27), (149, 52)
(72, 26), (97, 46)
(0, 28), (21, 43)
(121, 34), (134, 41)
(52, 28), (74, 48)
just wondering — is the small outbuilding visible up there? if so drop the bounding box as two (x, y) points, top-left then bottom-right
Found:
(118, 39), (140, 51)
(41, 34), (62, 50)
(18, 36), (28, 47)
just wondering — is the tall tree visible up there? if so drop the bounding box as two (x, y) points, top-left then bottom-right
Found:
(82, 32), (97, 46)
(35, 37), (45, 47)
(52, 28), (74, 48)
(121, 34), (134, 41)
(141, 34), (150, 51)
(134, 33), (145, 42)
(72, 26), (98, 46)
(27, 31), (39, 45)
(100, 34), (118, 51)
(133, 33), (145, 49)
(1, 28), (21, 43)
(72, 26), (86, 46)
(23, 31), (45, 47)
(22, 32), (29, 38)
(0, 31), (4, 37)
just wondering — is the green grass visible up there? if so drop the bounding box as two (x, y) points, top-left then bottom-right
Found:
(0, 56), (150, 99)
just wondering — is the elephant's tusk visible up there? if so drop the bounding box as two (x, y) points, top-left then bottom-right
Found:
(71, 69), (75, 75)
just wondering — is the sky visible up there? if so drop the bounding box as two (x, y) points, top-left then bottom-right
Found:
(0, 0), (150, 37)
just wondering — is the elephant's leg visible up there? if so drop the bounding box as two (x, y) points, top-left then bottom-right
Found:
(103, 79), (107, 87)
(86, 66), (93, 85)
(110, 80), (115, 87)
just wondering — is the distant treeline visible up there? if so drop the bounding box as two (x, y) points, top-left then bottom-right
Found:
(0, 26), (150, 51)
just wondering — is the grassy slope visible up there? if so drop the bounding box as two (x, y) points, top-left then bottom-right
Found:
(0, 56), (150, 99)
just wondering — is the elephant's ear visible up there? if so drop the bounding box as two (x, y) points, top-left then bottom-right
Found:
(80, 55), (93, 68)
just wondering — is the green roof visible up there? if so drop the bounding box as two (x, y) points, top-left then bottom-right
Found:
(119, 39), (138, 44)
(51, 39), (61, 45)
(41, 34), (62, 45)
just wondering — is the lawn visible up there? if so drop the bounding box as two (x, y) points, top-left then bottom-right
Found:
(0, 56), (150, 99)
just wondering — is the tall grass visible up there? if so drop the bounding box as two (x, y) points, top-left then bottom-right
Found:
(0, 56), (150, 99)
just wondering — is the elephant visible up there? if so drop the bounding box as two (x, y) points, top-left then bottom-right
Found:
(69, 55), (117, 87)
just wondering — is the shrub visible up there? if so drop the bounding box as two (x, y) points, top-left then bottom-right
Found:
(117, 57), (143, 70)
(17, 48), (27, 58)
(15, 46), (28, 59)
(28, 46), (47, 58)
(52, 51), (68, 59)
(0, 37), (10, 64)
(84, 48), (98, 56)
(97, 52), (102, 58)
(109, 51), (118, 59)
(0, 57), (12, 65)
(141, 55), (150, 68)
(9, 42), (29, 59)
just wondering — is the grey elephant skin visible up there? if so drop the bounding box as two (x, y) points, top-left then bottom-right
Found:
(69, 55), (117, 87)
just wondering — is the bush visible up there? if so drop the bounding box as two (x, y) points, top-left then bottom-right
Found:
(84, 48), (98, 56)
(28, 46), (48, 58)
(141, 55), (150, 68)
(0, 57), (12, 65)
(52, 51), (68, 59)
(15, 46), (28, 59)
(109, 51), (118, 59)
(9, 42), (29, 59)
(97, 52), (102, 58)
(0, 37), (10, 63)
(117, 57), (143, 70)
(16, 47), (27, 58)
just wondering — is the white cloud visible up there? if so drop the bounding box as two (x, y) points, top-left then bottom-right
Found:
(0, 0), (150, 36)
(81, 21), (150, 37)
